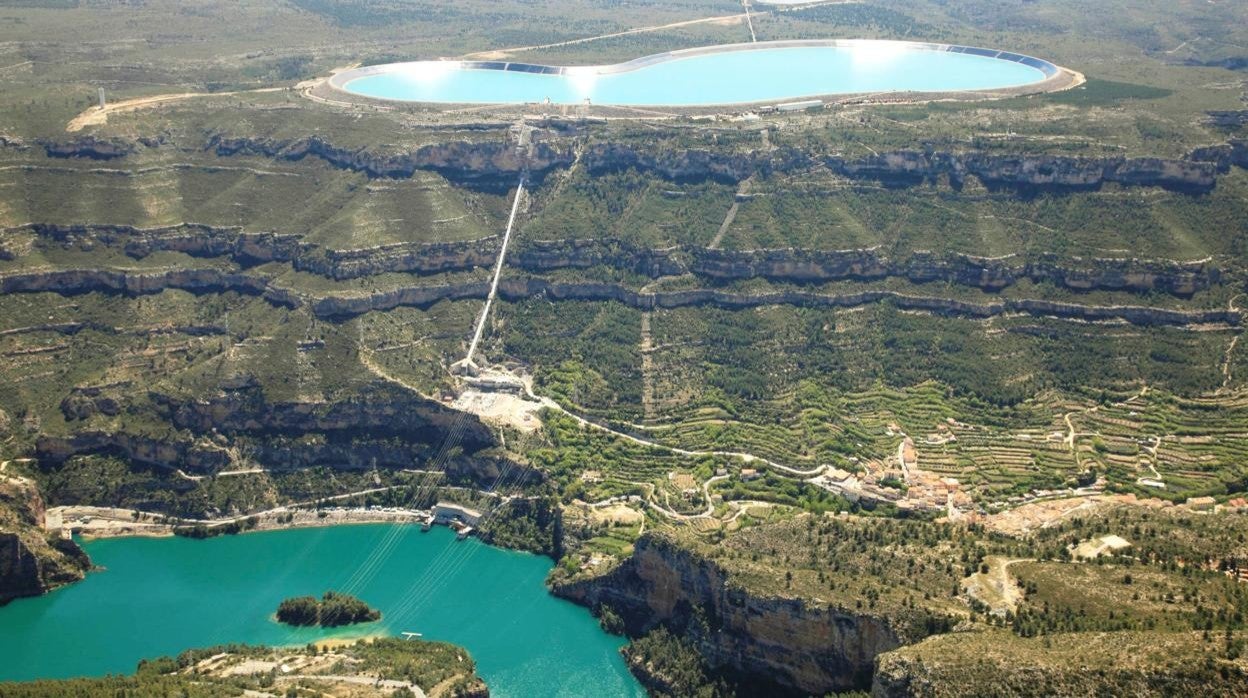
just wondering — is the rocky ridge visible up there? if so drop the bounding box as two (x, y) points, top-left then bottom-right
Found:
(28, 133), (1244, 193)
(12, 223), (1229, 298)
(36, 385), (504, 477)
(316, 277), (1243, 327)
(0, 264), (1236, 329)
(198, 134), (1248, 192)
(5, 224), (1238, 329)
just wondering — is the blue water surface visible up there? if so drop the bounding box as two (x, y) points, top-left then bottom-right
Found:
(0, 525), (643, 697)
(343, 45), (1048, 106)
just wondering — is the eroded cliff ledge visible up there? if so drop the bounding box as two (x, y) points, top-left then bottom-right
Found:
(0, 264), (1236, 329)
(313, 277), (1242, 328)
(0, 477), (90, 604)
(553, 534), (917, 695)
(10, 223), (1229, 300)
(197, 134), (1248, 192)
(28, 129), (1246, 192)
(205, 134), (575, 189)
(36, 384), (503, 477)
(513, 239), (1226, 297)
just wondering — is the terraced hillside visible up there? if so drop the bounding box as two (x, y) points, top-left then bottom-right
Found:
(3, 0), (1248, 695)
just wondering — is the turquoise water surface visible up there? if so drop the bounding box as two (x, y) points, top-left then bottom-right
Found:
(0, 525), (643, 697)
(341, 44), (1050, 106)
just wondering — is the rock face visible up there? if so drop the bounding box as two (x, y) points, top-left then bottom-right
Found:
(515, 239), (1224, 298)
(1184, 139), (1248, 170)
(206, 134), (576, 188)
(29, 131), (1248, 191)
(17, 222), (502, 279)
(36, 385), (503, 476)
(196, 134), (1248, 192)
(35, 430), (231, 472)
(12, 222), (1232, 298)
(0, 251), (1236, 328)
(0, 477), (90, 604)
(553, 535), (906, 694)
(1207, 112), (1248, 129)
(315, 276), (1242, 328)
(40, 136), (132, 160)
(0, 267), (300, 307)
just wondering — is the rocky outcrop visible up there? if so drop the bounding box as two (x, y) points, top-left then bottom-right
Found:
(0, 261), (1235, 328)
(1206, 111), (1248, 129)
(582, 143), (805, 183)
(687, 247), (1220, 296)
(12, 223), (1229, 298)
(30, 222), (304, 266)
(16, 221), (1230, 300)
(295, 237), (498, 279)
(17, 222), (500, 280)
(519, 238), (1228, 295)
(313, 276), (1242, 328)
(1184, 139), (1248, 171)
(40, 136), (132, 160)
(514, 239), (686, 278)
(60, 383), (125, 421)
(205, 134), (575, 188)
(584, 143), (1226, 192)
(35, 431), (233, 472)
(154, 386), (494, 451)
(199, 133), (1247, 193)
(0, 267), (300, 307)
(35, 384), (500, 477)
(553, 534), (906, 693)
(312, 281), (488, 317)
(0, 478), (90, 604)
(962, 153), (1218, 192)
(0, 134), (29, 151)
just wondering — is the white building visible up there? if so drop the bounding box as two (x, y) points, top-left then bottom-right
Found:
(434, 502), (482, 526)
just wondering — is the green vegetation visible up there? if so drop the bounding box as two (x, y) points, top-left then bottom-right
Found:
(623, 626), (737, 698)
(275, 591), (381, 627)
(2, 0), (1248, 693)
(682, 503), (1248, 640)
(876, 629), (1248, 697)
(173, 517), (259, 539)
(0, 639), (484, 697)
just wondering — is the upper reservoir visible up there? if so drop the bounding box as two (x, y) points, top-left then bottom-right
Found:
(333, 40), (1061, 107)
(0, 525), (644, 697)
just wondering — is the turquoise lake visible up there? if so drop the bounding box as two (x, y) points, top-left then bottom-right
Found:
(338, 42), (1052, 106)
(0, 525), (644, 697)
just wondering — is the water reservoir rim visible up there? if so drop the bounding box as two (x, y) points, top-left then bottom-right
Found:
(330, 39), (1063, 107)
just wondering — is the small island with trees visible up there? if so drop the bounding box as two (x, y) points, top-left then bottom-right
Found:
(275, 591), (381, 627)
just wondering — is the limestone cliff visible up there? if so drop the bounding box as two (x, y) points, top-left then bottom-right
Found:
(193, 134), (1246, 192)
(316, 276), (1242, 328)
(14, 222), (500, 279)
(553, 534), (909, 694)
(40, 135), (132, 160)
(205, 134), (575, 188)
(0, 267), (300, 307)
(10, 223), (1230, 298)
(515, 239), (1223, 297)
(37, 384), (503, 477)
(0, 476), (90, 604)
(0, 261), (1235, 329)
